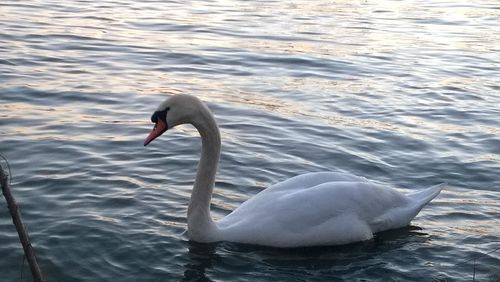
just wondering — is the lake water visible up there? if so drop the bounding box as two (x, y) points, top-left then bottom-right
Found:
(1, 0), (499, 281)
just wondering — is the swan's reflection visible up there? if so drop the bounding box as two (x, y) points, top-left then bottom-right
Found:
(182, 241), (218, 282)
(180, 225), (429, 281)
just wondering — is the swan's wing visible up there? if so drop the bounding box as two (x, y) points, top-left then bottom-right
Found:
(217, 181), (410, 247)
(265, 171), (369, 193)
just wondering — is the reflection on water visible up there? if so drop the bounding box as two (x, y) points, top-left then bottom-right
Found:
(0, 0), (499, 281)
(183, 242), (218, 281)
(180, 226), (433, 281)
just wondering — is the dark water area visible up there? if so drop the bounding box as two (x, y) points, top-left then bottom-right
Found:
(1, 0), (499, 281)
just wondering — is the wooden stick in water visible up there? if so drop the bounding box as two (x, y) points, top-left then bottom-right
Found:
(0, 164), (44, 282)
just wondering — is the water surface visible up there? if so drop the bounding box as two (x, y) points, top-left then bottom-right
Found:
(1, 0), (499, 281)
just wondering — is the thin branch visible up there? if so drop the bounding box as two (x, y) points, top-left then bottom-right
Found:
(1, 162), (44, 282)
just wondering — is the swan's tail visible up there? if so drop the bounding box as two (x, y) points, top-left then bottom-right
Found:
(407, 183), (446, 209)
(369, 183), (445, 232)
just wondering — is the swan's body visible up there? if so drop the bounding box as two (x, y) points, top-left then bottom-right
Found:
(144, 94), (444, 247)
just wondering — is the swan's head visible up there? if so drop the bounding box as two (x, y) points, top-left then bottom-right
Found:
(144, 94), (205, 146)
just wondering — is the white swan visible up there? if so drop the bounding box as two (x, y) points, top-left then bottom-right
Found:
(144, 94), (444, 248)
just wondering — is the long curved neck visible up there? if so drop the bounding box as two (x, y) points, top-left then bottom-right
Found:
(187, 104), (221, 241)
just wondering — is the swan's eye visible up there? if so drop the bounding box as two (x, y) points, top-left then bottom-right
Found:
(151, 107), (170, 123)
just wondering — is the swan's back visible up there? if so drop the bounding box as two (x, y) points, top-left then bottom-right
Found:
(266, 171), (370, 192)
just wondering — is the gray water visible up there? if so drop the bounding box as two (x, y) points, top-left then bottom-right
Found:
(1, 0), (499, 281)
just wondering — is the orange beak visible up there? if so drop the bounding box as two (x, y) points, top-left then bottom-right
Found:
(144, 119), (168, 146)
